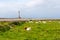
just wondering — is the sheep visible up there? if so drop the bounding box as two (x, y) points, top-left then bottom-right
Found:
(42, 21), (46, 24)
(35, 22), (39, 23)
(29, 21), (33, 23)
(25, 27), (31, 31)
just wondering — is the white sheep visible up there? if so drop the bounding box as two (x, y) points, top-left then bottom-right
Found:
(35, 22), (39, 23)
(42, 21), (46, 24)
(29, 21), (33, 23)
(25, 27), (31, 31)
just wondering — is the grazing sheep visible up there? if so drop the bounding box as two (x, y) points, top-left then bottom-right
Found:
(42, 21), (46, 24)
(35, 22), (39, 23)
(25, 27), (31, 31)
(29, 21), (33, 23)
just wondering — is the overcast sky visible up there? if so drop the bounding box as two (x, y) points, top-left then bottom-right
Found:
(0, 0), (60, 18)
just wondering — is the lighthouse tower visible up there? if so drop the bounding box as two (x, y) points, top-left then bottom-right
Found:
(18, 11), (21, 18)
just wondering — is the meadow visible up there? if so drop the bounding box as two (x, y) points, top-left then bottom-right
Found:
(0, 20), (59, 40)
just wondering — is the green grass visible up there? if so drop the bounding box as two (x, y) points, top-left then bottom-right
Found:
(0, 21), (59, 40)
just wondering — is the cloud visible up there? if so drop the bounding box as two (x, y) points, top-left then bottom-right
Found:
(0, 2), (22, 9)
(0, 0), (45, 11)
(47, 0), (60, 8)
(0, 0), (60, 11)
(0, 2), (24, 13)
(25, 0), (44, 8)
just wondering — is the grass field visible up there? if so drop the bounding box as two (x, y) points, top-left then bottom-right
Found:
(0, 20), (59, 40)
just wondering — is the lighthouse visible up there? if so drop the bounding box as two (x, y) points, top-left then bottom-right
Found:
(18, 11), (21, 18)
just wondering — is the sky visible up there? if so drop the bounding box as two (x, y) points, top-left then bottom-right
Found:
(0, 0), (60, 18)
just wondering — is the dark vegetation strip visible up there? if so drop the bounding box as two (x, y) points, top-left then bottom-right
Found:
(0, 21), (25, 32)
